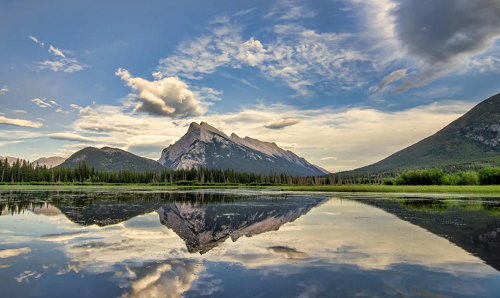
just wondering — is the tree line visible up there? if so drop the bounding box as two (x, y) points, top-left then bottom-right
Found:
(0, 159), (332, 185)
(3, 157), (500, 186)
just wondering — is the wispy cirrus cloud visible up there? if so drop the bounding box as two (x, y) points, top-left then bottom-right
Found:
(28, 35), (44, 46)
(265, 0), (317, 20)
(48, 45), (65, 58)
(0, 116), (43, 128)
(156, 15), (368, 97)
(31, 98), (52, 108)
(36, 58), (88, 73)
(47, 133), (97, 143)
(29, 36), (88, 73)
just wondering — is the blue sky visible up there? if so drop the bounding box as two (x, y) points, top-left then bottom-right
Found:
(1, 0), (500, 171)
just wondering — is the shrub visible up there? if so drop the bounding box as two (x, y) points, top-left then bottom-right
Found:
(479, 167), (500, 185)
(382, 178), (394, 185)
(395, 168), (445, 185)
(455, 171), (479, 185)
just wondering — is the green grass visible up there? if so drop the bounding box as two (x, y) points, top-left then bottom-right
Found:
(2, 183), (500, 195)
(278, 184), (500, 194)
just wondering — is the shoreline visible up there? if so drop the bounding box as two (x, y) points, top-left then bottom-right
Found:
(1, 184), (500, 195)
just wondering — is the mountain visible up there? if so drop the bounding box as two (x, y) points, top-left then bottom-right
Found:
(355, 92), (500, 172)
(157, 196), (327, 254)
(158, 122), (329, 176)
(32, 156), (66, 168)
(0, 156), (22, 165)
(57, 146), (166, 172)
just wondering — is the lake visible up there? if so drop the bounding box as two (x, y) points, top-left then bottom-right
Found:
(1, 190), (500, 297)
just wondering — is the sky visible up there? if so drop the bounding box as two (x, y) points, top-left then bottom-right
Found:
(0, 0), (500, 171)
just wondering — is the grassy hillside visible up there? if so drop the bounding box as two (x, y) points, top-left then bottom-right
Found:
(57, 147), (166, 172)
(355, 92), (500, 173)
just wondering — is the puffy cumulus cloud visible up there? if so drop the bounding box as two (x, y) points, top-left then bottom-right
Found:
(115, 68), (204, 117)
(0, 86), (8, 95)
(48, 45), (65, 58)
(47, 133), (97, 143)
(68, 99), (473, 171)
(264, 118), (301, 130)
(31, 97), (51, 108)
(0, 116), (43, 128)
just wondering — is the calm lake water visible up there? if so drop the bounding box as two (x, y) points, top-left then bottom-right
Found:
(2, 190), (500, 298)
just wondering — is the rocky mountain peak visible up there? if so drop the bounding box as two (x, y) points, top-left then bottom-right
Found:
(158, 121), (330, 175)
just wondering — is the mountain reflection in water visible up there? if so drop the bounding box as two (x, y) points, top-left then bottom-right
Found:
(1, 190), (500, 298)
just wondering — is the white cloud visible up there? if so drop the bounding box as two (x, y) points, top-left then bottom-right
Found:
(28, 35), (44, 46)
(36, 58), (88, 73)
(115, 68), (205, 117)
(265, 0), (317, 20)
(70, 104), (91, 115)
(47, 133), (97, 143)
(0, 116), (43, 128)
(320, 157), (337, 161)
(0, 86), (8, 95)
(50, 100), (59, 106)
(31, 97), (51, 108)
(48, 45), (66, 58)
(194, 87), (223, 101)
(12, 110), (27, 114)
(460, 55), (500, 74)
(157, 18), (366, 97)
(0, 140), (23, 148)
(234, 8), (256, 16)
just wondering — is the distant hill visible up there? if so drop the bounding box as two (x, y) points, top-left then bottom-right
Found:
(0, 156), (22, 165)
(32, 157), (66, 168)
(355, 92), (500, 172)
(58, 147), (166, 172)
(158, 122), (329, 176)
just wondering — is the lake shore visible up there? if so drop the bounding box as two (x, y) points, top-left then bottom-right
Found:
(2, 183), (500, 195)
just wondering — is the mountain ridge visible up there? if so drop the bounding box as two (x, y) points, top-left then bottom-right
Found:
(158, 122), (329, 176)
(57, 146), (166, 172)
(354, 92), (500, 172)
